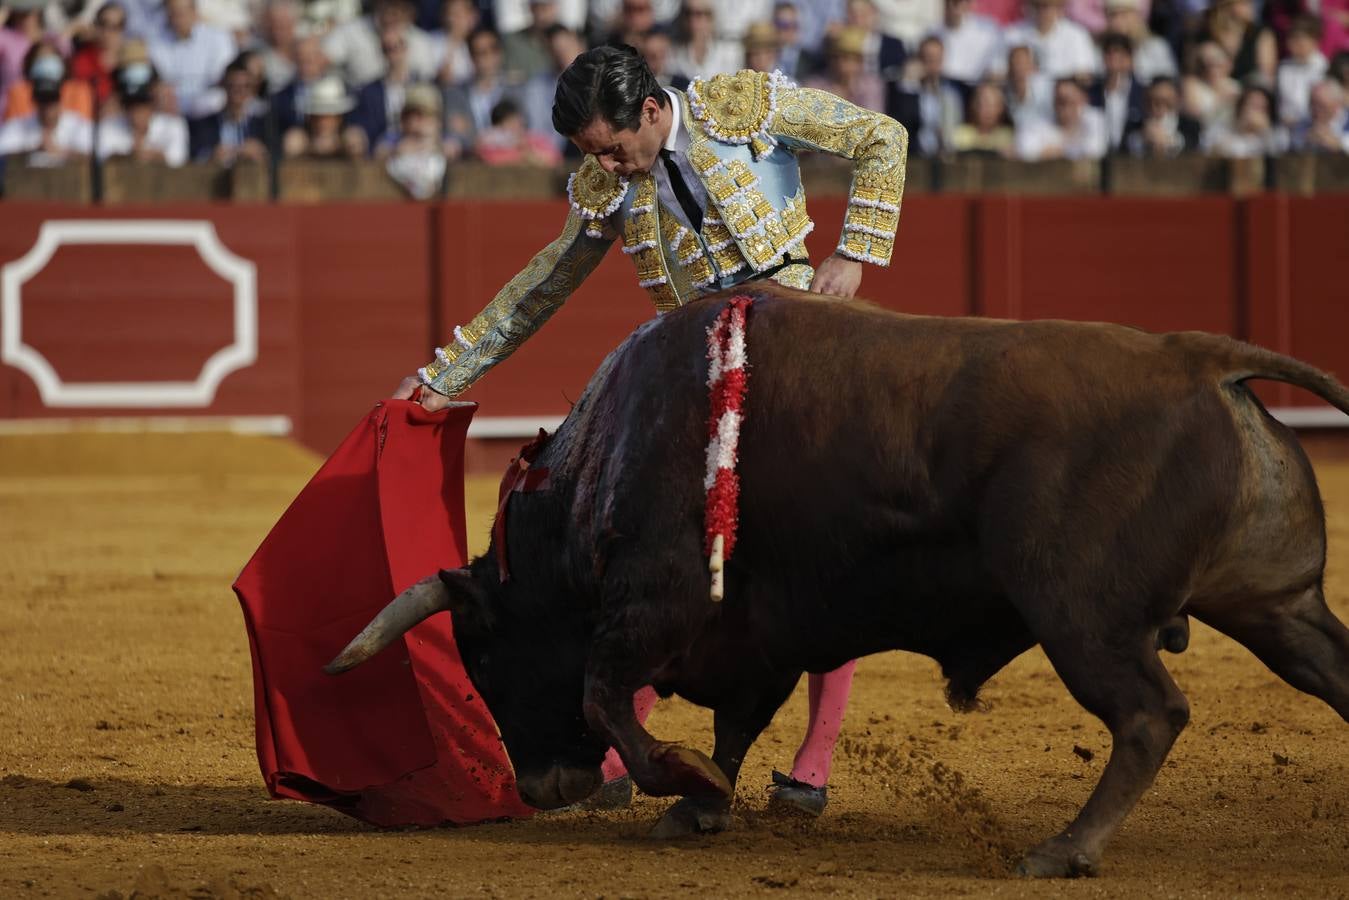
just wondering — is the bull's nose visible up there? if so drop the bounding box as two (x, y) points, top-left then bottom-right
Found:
(559, 766), (602, 804)
(516, 770), (567, 810)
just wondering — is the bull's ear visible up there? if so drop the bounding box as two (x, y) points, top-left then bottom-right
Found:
(437, 567), (496, 634)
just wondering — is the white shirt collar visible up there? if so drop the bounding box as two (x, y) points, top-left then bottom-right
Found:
(663, 87), (683, 152)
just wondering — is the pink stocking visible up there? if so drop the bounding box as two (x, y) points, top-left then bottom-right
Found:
(789, 659), (858, 788)
(599, 685), (659, 781)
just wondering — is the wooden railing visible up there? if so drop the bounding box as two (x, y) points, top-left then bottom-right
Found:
(5, 154), (1349, 204)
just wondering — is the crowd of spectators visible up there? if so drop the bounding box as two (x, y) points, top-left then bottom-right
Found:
(0, 0), (1345, 193)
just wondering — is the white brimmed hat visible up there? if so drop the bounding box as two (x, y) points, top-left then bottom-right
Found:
(300, 76), (356, 116)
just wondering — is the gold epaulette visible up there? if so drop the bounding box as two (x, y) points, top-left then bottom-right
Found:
(687, 69), (792, 160)
(567, 156), (629, 238)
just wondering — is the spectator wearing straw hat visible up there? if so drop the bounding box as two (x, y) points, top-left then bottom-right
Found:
(98, 48), (189, 165)
(188, 54), (269, 161)
(381, 81), (455, 197)
(743, 21), (780, 74)
(807, 25), (885, 112)
(0, 49), (92, 162)
(271, 35), (329, 133)
(282, 72), (367, 157)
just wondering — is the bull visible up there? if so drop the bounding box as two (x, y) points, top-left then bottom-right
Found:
(327, 285), (1349, 877)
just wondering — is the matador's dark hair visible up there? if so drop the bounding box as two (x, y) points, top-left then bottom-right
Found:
(551, 43), (668, 137)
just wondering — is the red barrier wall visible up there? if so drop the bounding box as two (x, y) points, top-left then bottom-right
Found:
(1, 195), (1346, 456)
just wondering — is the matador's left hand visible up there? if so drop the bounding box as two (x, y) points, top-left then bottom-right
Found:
(809, 253), (863, 298)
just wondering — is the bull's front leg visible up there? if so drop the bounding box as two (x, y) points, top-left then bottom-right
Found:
(649, 669), (804, 839)
(582, 657), (732, 802)
(582, 686), (730, 800)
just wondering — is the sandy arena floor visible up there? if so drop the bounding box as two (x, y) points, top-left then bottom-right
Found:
(0, 432), (1346, 899)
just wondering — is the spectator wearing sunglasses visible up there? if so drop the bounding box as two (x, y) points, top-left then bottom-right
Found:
(71, 2), (130, 103)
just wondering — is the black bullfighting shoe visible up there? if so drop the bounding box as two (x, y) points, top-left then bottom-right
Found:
(540, 775), (633, 815)
(581, 774), (634, 810)
(765, 770), (828, 817)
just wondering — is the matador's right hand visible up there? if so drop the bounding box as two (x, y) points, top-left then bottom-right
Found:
(392, 375), (454, 412)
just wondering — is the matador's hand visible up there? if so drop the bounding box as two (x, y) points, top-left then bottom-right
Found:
(392, 375), (454, 412)
(809, 253), (863, 298)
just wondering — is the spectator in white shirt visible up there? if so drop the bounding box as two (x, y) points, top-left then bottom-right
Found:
(928, 0), (1002, 86)
(1004, 42), (1053, 125)
(1125, 75), (1202, 156)
(1090, 31), (1144, 151)
(1016, 76), (1107, 158)
(1183, 41), (1240, 130)
(1277, 16), (1329, 127)
(149, 0), (237, 118)
(669, 0), (743, 82)
(433, 0), (481, 87)
(1203, 85), (1288, 157)
(323, 0), (437, 87)
(1102, 0), (1175, 83)
(871, 0), (943, 51)
(97, 62), (190, 166)
(891, 34), (963, 153)
(713, 0), (775, 42)
(1002, 0), (1100, 79)
(255, 0), (303, 93)
(0, 72), (92, 162)
(1291, 79), (1349, 154)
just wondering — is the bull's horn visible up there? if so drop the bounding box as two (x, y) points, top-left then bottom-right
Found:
(323, 574), (453, 675)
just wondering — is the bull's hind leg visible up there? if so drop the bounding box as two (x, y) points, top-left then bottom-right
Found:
(1192, 583), (1349, 721)
(1019, 626), (1191, 878)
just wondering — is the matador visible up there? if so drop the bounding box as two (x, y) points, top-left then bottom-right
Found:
(396, 45), (909, 817)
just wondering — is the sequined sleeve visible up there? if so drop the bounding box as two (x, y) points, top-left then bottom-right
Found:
(418, 211), (614, 397)
(770, 85), (909, 267)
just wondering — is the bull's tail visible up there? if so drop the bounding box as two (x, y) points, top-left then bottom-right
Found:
(1173, 332), (1349, 419)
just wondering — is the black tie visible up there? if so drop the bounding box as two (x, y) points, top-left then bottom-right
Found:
(660, 148), (703, 233)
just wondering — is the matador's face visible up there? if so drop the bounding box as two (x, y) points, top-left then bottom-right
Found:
(570, 96), (667, 178)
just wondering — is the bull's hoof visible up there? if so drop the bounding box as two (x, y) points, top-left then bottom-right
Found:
(649, 797), (732, 839)
(1016, 839), (1099, 878)
(764, 770), (828, 818)
(646, 743), (732, 798)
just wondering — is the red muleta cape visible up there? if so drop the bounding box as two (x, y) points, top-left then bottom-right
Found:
(232, 400), (534, 826)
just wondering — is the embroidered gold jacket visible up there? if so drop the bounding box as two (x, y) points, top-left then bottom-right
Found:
(420, 70), (909, 397)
